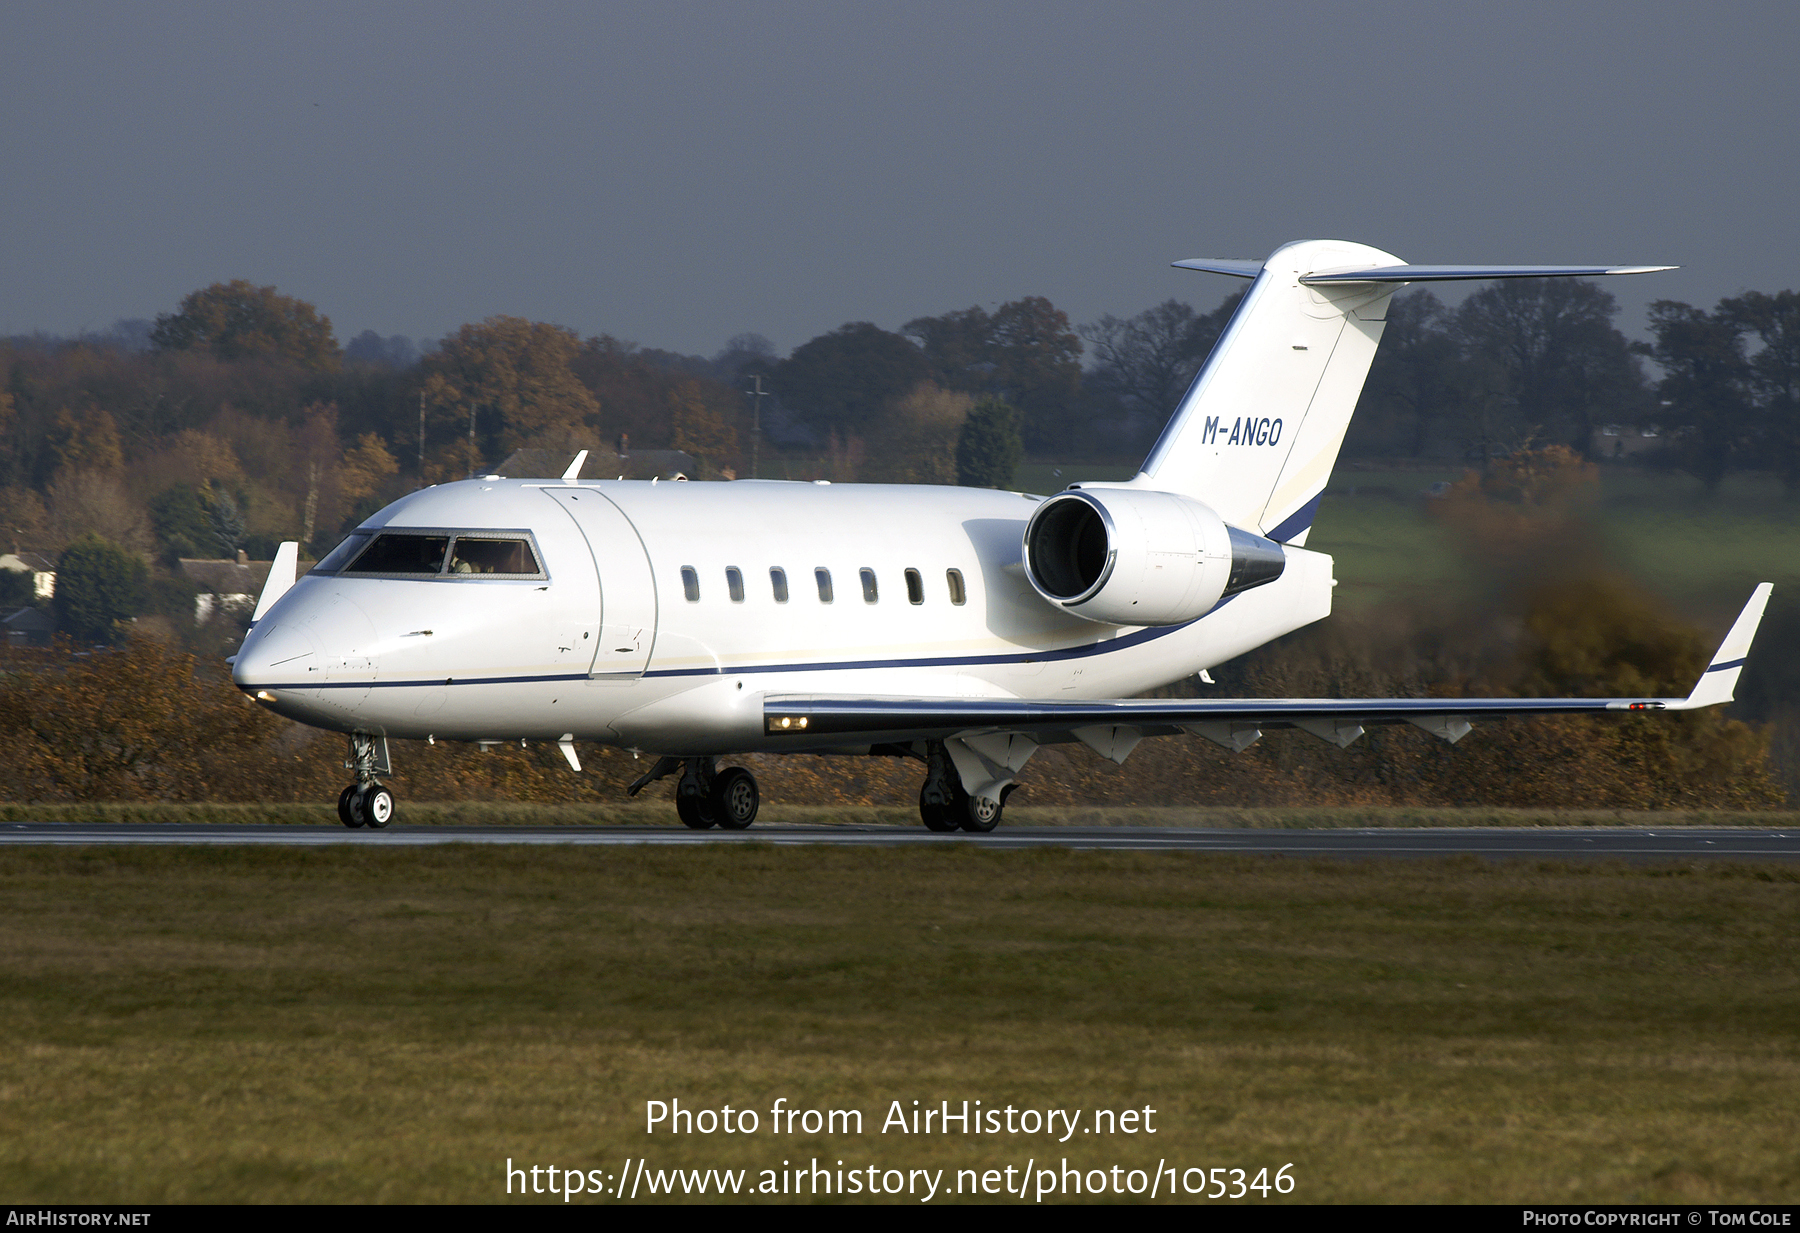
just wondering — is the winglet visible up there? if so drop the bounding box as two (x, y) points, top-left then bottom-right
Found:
(1670, 583), (1773, 710)
(562, 449), (589, 481)
(249, 541), (300, 625)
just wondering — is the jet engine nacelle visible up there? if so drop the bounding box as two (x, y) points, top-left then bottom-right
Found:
(1022, 486), (1286, 626)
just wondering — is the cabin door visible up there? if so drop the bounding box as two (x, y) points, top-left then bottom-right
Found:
(543, 488), (658, 677)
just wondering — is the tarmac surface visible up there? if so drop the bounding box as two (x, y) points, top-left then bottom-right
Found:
(3, 822), (1799, 861)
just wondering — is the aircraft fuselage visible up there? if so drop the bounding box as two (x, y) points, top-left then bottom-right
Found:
(233, 477), (1335, 754)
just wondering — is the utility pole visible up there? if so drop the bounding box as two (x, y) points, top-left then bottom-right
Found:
(418, 389), (426, 474)
(744, 375), (768, 479)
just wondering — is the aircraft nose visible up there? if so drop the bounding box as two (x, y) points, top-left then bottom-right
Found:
(233, 620), (320, 691)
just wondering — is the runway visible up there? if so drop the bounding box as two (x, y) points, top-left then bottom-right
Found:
(3, 822), (1798, 860)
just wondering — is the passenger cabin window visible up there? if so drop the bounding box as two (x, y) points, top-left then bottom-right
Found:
(726, 567), (745, 603)
(770, 567), (789, 603)
(947, 568), (966, 605)
(860, 568), (878, 603)
(905, 568), (923, 605)
(815, 568), (833, 603)
(681, 566), (700, 602)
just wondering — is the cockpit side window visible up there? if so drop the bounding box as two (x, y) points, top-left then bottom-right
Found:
(312, 533), (371, 573)
(447, 536), (540, 575)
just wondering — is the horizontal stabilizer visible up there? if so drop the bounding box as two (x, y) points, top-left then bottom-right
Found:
(1300, 263), (1676, 284)
(1169, 257), (1265, 278)
(1169, 259), (1675, 284)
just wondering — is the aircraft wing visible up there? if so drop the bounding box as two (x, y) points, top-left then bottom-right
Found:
(762, 585), (1771, 751)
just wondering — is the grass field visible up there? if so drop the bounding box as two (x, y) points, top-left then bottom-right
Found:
(1307, 467), (1800, 616)
(2, 844), (1797, 1204)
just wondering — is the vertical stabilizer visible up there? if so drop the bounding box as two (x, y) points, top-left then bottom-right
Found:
(1136, 239), (1404, 545)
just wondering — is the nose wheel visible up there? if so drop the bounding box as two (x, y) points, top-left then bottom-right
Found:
(337, 734), (396, 829)
(337, 782), (396, 829)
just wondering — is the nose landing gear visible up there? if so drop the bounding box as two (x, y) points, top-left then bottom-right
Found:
(337, 734), (396, 829)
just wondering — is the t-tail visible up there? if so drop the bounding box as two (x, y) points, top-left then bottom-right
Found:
(1134, 240), (1674, 546)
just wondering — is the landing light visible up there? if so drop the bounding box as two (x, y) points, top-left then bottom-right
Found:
(768, 716), (810, 732)
(254, 690), (278, 704)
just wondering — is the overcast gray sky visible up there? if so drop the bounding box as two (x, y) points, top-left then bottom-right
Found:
(4, 0), (1796, 356)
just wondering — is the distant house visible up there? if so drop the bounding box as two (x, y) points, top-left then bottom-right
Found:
(1593, 424), (1663, 458)
(0, 605), (53, 646)
(0, 552), (57, 598)
(179, 551), (272, 623)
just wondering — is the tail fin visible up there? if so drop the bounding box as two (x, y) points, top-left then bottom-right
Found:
(1135, 240), (1676, 545)
(1136, 239), (1403, 545)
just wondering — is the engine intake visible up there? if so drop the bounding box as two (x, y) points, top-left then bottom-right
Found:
(1022, 487), (1286, 626)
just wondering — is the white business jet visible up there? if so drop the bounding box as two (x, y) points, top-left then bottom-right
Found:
(232, 239), (1771, 832)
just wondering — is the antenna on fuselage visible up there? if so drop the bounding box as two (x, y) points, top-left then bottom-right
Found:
(562, 450), (588, 482)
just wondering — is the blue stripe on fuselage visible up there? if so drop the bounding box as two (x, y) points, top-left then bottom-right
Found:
(241, 614), (1204, 691)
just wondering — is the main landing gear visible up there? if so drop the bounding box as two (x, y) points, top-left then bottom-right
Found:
(626, 744), (1015, 834)
(629, 756), (760, 830)
(917, 739), (1012, 833)
(337, 733), (395, 829)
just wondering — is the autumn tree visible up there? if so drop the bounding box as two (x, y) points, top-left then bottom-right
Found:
(44, 470), (150, 554)
(45, 407), (124, 475)
(862, 383), (971, 485)
(667, 380), (739, 474)
(1430, 444), (1599, 563)
(339, 433), (399, 507)
(150, 280), (340, 370)
(420, 317), (600, 472)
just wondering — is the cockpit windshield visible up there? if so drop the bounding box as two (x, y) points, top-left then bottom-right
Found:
(346, 534), (450, 575)
(317, 529), (545, 579)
